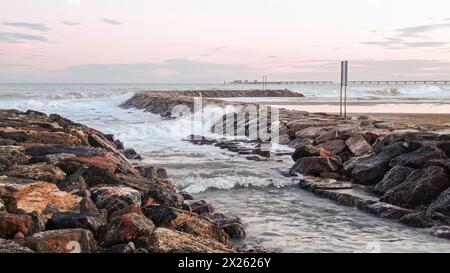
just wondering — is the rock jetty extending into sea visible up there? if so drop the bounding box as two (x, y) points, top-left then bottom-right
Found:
(122, 89), (450, 239)
(0, 109), (245, 253)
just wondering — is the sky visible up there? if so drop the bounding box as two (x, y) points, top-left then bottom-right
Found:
(1, 0), (450, 83)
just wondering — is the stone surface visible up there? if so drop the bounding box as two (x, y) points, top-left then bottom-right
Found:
(390, 145), (447, 168)
(91, 185), (141, 207)
(427, 187), (450, 216)
(292, 145), (333, 162)
(0, 146), (29, 172)
(142, 205), (229, 245)
(380, 166), (450, 208)
(188, 200), (214, 215)
(399, 213), (434, 228)
(104, 212), (155, 246)
(46, 212), (106, 236)
(372, 166), (413, 195)
(290, 156), (342, 176)
(345, 134), (372, 157)
(431, 226), (450, 239)
(351, 142), (410, 185)
(316, 140), (346, 155)
(210, 213), (246, 239)
(3, 163), (66, 183)
(144, 184), (183, 208)
(140, 228), (235, 253)
(27, 228), (98, 253)
(0, 211), (33, 238)
(0, 238), (34, 253)
(0, 177), (81, 216)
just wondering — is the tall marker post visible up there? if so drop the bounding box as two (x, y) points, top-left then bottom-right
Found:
(340, 61), (348, 118)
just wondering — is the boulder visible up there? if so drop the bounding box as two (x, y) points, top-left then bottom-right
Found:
(3, 163), (66, 183)
(120, 149), (142, 160)
(290, 156), (342, 176)
(104, 213), (155, 246)
(81, 165), (122, 187)
(102, 242), (136, 253)
(189, 200), (215, 215)
(380, 166), (450, 208)
(24, 146), (106, 157)
(0, 239), (34, 253)
(427, 187), (450, 216)
(0, 212), (33, 238)
(0, 177), (81, 216)
(91, 185), (141, 207)
(138, 228), (235, 253)
(27, 228), (98, 253)
(70, 156), (119, 174)
(210, 213), (245, 239)
(292, 145), (333, 162)
(0, 146), (29, 172)
(373, 166), (413, 195)
(287, 138), (314, 149)
(345, 135), (372, 157)
(57, 168), (87, 195)
(431, 226), (450, 239)
(142, 205), (229, 245)
(46, 212), (106, 236)
(351, 142), (410, 185)
(390, 146), (447, 168)
(144, 184), (183, 208)
(79, 196), (99, 213)
(295, 127), (326, 139)
(94, 196), (130, 217)
(314, 126), (362, 144)
(316, 140), (346, 155)
(399, 213), (434, 228)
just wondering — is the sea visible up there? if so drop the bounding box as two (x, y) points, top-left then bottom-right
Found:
(1, 82), (449, 252)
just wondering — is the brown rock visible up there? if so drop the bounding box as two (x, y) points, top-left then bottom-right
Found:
(3, 163), (66, 183)
(27, 228), (98, 253)
(104, 213), (155, 246)
(0, 238), (34, 253)
(0, 146), (29, 172)
(345, 135), (372, 157)
(290, 156), (342, 176)
(316, 140), (346, 155)
(0, 212), (33, 238)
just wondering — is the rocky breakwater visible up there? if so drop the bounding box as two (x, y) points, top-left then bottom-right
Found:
(0, 109), (244, 253)
(288, 114), (450, 238)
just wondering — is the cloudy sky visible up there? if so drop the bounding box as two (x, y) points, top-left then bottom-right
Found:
(1, 0), (450, 83)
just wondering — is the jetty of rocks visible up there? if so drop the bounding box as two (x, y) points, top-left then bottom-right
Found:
(0, 109), (245, 253)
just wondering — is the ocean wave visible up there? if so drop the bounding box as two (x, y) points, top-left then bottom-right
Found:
(374, 87), (401, 96)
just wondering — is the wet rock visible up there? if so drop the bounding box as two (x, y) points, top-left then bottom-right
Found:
(3, 163), (66, 183)
(298, 177), (354, 191)
(380, 166), (450, 208)
(358, 201), (414, 219)
(102, 242), (136, 253)
(142, 205), (229, 245)
(390, 146), (447, 168)
(427, 187), (450, 216)
(46, 212), (106, 236)
(120, 148), (142, 160)
(141, 228), (235, 253)
(314, 126), (362, 144)
(210, 213), (245, 239)
(189, 200), (214, 215)
(0, 177), (81, 216)
(0, 146), (29, 172)
(0, 239), (34, 253)
(108, 203), (142, 220)
(316, 140), (346, 155)
(245, 155), (267, 161)
(351, 142), (410, 185)
(144, 184), (183, 208)
(0, 212), (33, 238)
(290, 156), (342, 176)
(91, 185), (141, 207)
(24, 145), (106, 157)
(292, 145), (333, 162)
(140, 166), (168, 181)
(373, 166), (413, 195)
(81, 165), (122, 187)
(104, 213), (155, 246)
(431, 225), (450, 239)
(399, 213), (434, 228)
(179, 191), (194, 201)
(345, 134), (372, 157)
(27, 228), (98, 253)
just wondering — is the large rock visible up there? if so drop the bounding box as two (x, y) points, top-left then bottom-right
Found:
(314, 126), (362, 144)
(287, 138), (314, 149)
(290, 156), (342, 176)
(27, 229), (98, 253)
(57, 168), (87, 195)
(142, 205), (229, 245)
(144, 184), (183, 208)
(3, 163), (66, 183)
(427, 187), (450, 216)
(91, 185), (141, 207)
(46, 212), (106, 236)
(380, 166), (450, 208)
(137, 228), (235, 253)
(25, 146), (106, 157)
(390, 146), (447, 168)
(316, 140), (346, 155)
(0, 212), (33, 238)
(0, 146), (29, 172)
(345, 134), (372, 157)
(210, 213), (246, 239)
(0, 177), (81, 216)
(295, 127), (326, 139)
(104, 213), (155, 246)
(0, 239), (34, 253)
(351, 142), (410, 185)
(373, 166), (413, 195)
(292, 145), (333, 162)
